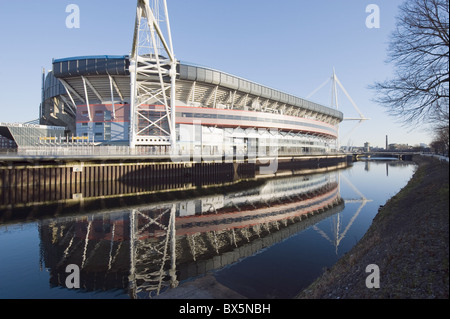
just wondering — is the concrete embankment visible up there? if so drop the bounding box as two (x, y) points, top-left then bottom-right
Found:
(296, 155), (449, 299)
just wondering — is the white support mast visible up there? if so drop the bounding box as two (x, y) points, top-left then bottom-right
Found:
(130, 0), (177, 149)
(307, 68), (369, 150)
(307, 68), (368, 121)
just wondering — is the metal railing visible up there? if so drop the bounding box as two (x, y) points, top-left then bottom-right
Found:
(1, 144), (349, 160)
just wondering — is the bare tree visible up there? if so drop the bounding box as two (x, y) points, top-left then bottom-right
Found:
(371, 0), (449, 126)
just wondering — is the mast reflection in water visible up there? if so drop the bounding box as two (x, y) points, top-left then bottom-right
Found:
(38, 171), (343, 298)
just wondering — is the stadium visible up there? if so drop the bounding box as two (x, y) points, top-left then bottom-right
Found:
(41, 55), (343, 156)
(37, 0), (344, 158)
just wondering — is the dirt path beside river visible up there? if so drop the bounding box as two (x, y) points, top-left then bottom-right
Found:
(296, 155), (449, 299)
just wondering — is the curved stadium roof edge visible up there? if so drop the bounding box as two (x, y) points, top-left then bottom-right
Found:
(53, 55), (130, 63)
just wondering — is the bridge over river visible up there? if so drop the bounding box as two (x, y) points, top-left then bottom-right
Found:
(354, 152), (417, 161)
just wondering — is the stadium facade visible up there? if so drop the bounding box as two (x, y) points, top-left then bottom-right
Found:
(41, 55), (343, 157)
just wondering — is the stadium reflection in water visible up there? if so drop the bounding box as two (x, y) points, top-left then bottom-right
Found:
(36, 168), (344, 298)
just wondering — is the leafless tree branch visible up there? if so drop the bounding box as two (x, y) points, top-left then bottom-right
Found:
(370, 0), (449, 127)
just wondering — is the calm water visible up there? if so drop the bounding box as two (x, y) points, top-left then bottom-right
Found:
(0, 161), (415, 299)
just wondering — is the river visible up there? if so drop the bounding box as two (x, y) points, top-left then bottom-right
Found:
(0, 160), (416, 299)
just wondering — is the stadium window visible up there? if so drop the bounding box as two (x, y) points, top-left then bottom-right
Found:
(104, 111), (112, 121)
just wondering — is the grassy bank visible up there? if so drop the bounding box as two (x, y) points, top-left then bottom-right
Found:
(296, 155), (449, 299)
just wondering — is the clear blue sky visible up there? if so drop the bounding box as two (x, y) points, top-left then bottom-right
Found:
(0, 0), (433, 147)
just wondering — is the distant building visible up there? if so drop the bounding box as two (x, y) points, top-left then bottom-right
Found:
(388, 143), (412, 151)
(364, 142), (370, 152)
(0, 122), (66, 149)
